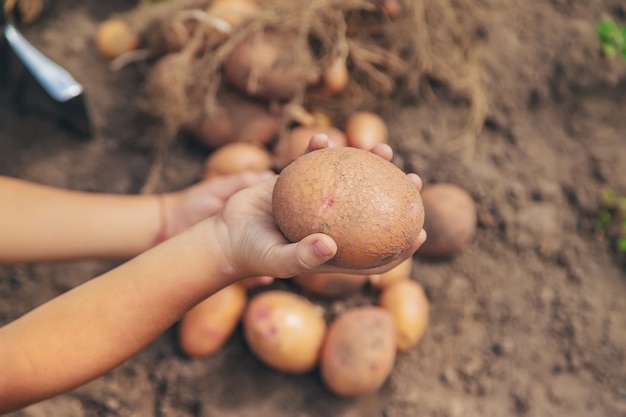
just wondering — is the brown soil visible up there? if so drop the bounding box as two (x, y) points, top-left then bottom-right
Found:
(2, 1), (626, 416)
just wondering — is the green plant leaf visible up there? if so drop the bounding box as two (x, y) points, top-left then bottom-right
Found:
(597, 18), (626, 59)
(600, 188), (617, 207)
(617, 236), (626, 253)
(597, 19), (617, 40)
(598, 209), (612, 228)
(603, 45), (617, 58)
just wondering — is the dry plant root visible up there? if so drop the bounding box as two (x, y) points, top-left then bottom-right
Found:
(114, 0), (488, 189)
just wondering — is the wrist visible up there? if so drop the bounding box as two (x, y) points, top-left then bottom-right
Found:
(146, 216), (240, 303)
(198, 215), (243, 286)
(155, 194), (169, 245)
(154, 192), (186, 246)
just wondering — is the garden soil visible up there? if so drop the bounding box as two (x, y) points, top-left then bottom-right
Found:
(1, 0), (626, 416)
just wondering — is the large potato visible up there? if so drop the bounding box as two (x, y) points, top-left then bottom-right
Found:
(379, 280), (429, 352)
(320, 306), (396, 397)
(243, 290), (326, 373)
(272, 147), (424, 269)
(292, 272), (368, 298)
(417, 183), (477, 257)
(177, 282), (246, 358)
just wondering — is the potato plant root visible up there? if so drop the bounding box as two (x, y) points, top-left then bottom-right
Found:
(116, 0), (487, 189)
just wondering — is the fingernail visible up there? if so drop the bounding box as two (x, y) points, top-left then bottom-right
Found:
(313, 240), (333, 257)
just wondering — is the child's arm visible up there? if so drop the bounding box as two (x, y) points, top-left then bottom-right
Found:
(0, 219), (236, 413)
(0, 172), (270, 263)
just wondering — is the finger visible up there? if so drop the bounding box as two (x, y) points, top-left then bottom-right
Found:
(305, 133), (331, 154)
(414, 228), (427, 251)
(269, 233), (338, 278)
(204, 170), (275, 201)
(407, 173), (423, 193)
(369, 143), (393, 161)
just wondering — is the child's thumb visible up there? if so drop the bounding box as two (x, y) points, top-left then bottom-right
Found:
(275, 234), (337, 278)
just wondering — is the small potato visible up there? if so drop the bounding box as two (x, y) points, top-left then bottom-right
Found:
(16, 0), (48, 25)
(273, 126), (348, 171)
(178, 282), (246, 358)
(311, 110), (333, 128)
(321, 56), (349, 96)
(223, 31), (320, 101)
(379, 280), (429, 352)
(382, 0), (403, 18)
(203, 142), (272, 179)
(292, 273), (368, 298)
(207, 0), (259, 28)
(95, 19), (140, 59)
(369, 257), (413, 290)
(344, 111), (389, 151)
(243, 290), (326, 373)
(321, 306), (396, 397)
(189, 97), (282, 149)
(145, 52), (184, 104)
(160, 16), (200, 53)
(417, 183), (477, 257)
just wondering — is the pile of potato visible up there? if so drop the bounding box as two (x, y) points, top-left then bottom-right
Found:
(178, 146), (476, 397)
(93, 0), (479, 398)
(197, 109), (391, 179)
(179, 257), (430, 397)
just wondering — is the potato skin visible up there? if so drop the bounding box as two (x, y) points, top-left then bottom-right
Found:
(243, 290), (326, 373)
(272, 147), (424, 269)
(320, 306), (396, 397)
(292, 272), (368, 298)
(417, 183), (477, 257)
(178, 282), (246, 358)
(379, 280), (429, 352)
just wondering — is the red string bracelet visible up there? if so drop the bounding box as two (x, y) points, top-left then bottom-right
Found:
(155, 194), (168, 244)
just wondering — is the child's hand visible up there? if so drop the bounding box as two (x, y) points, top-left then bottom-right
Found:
(215, 134), (427, 281)
(163, 170), (274, 238)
